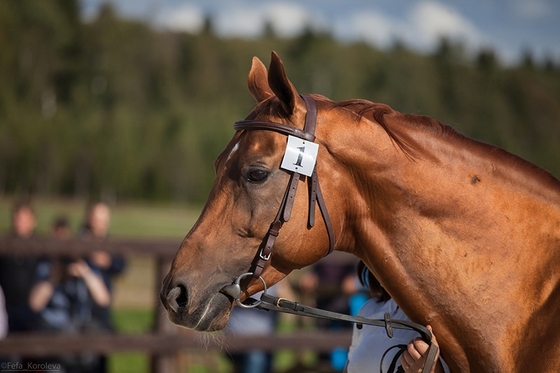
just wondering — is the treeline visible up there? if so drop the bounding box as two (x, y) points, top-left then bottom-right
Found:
(1, 1), (559, 203)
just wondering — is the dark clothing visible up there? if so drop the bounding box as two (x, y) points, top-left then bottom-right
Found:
(78, 226), (126, 331)
(312, 261), (356, 319)
(78, 226), (126, 373)
(0, 247), (39, 332)
(34, 259), (106, 332)
(88, 255), (125, 331)
(309, 261), (357, 368)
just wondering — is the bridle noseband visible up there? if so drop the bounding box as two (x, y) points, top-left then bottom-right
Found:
(233, 95), (335, 279)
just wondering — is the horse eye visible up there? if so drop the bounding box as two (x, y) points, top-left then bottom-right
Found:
(247, 169), (269, 183)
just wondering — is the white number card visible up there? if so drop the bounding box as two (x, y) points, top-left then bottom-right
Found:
(280, 135), (319, 177)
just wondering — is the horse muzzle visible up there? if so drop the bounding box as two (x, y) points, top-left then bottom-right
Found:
(160, 278), (233, 331)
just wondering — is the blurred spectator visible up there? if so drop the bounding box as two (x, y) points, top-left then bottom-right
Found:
(298, 258), (360, 371)
(227, 280), (295, 373)
(0, 286), (7, 339)
(79, 202), (125, 373)
(78, 201), (126, 331)
(0, 200), (39, 332)
(52, 216), (72, 240)
(28, 216), (111, 373)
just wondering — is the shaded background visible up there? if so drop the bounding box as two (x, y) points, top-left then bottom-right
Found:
(1, 0), (559, 205)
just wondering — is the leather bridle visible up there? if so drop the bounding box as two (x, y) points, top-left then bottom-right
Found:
(233, 95), (335, 278)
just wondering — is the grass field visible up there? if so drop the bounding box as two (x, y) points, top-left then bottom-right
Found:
(0, 196), (202, 239)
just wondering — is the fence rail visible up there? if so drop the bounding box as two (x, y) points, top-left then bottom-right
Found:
(0, 236), (355, 373)
(0, 331), (352, 356)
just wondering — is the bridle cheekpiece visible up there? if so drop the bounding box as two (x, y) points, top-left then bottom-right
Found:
(233, 95), (335, 278)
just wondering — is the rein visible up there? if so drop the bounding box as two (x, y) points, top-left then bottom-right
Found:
(233, 95), (335, 278)
(224, 272), (439, 373)
(229, 96), (439, 373)
(256, 294), (439, 373)
(232, 276), (439, 373)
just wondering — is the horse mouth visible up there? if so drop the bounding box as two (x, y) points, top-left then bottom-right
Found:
(165, 292), (233, 332)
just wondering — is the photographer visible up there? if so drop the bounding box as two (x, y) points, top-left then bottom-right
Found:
(28, 217), (110, 373)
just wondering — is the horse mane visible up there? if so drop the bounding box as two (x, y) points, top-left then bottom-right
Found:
(243, 96), (558, 191)
(329, 99), (560, 191)
(330, 99), (459, 160)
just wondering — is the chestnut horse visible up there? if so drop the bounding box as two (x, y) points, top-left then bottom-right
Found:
(160, 52), (560, 373)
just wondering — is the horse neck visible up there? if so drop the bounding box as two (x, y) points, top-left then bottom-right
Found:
(331, 118), (560, 263)
(326, 117), (560, 371)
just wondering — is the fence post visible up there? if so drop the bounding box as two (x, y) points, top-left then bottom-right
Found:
(151, 255), (177, 373)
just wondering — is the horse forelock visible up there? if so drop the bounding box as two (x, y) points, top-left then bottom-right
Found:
(247, 96), (291, 121)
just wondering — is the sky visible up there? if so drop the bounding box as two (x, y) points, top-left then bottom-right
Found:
(80, 0), (560, 65)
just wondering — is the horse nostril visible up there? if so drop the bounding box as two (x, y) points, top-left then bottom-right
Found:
(165, 285), (188, 313)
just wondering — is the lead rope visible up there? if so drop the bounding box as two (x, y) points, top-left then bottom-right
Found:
(383, 344), (407, 373)
(254, 293), (439, 373)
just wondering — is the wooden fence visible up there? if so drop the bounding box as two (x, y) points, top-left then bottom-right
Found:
(0, 237), (354, 373)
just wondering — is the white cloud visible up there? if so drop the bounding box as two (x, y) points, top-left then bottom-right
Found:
(264, 2), (311, 37)
(156, 3), (205, 33)
(153, 0), (487, 56)
(340, 11), (395, 47)
(212, 1), (324, 38)
(339, 1), (487, 53)
(149, 0), (549, 64)
(214, 7), (263, 37)
(409, 1), (485, 49)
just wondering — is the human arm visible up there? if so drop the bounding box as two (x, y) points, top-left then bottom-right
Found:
(400, 325), (446, 373)
(28, 259), (62, 312)
(29, 281), (55, 312)
(67, 260), (111, 307)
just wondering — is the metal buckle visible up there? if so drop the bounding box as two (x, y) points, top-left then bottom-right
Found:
(259, 248), (271, 261)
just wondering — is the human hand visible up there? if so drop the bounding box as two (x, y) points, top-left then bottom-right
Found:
(67, 259), (92, 279)
(400, 325), (442, 373)
(68, 259), (111, 306)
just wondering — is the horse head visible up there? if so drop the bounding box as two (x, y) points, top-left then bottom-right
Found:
(160, 52), (337, 331)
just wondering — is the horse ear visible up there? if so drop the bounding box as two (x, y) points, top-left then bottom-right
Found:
(268, 51), (303, 116)
(248, 56), (274, 103)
